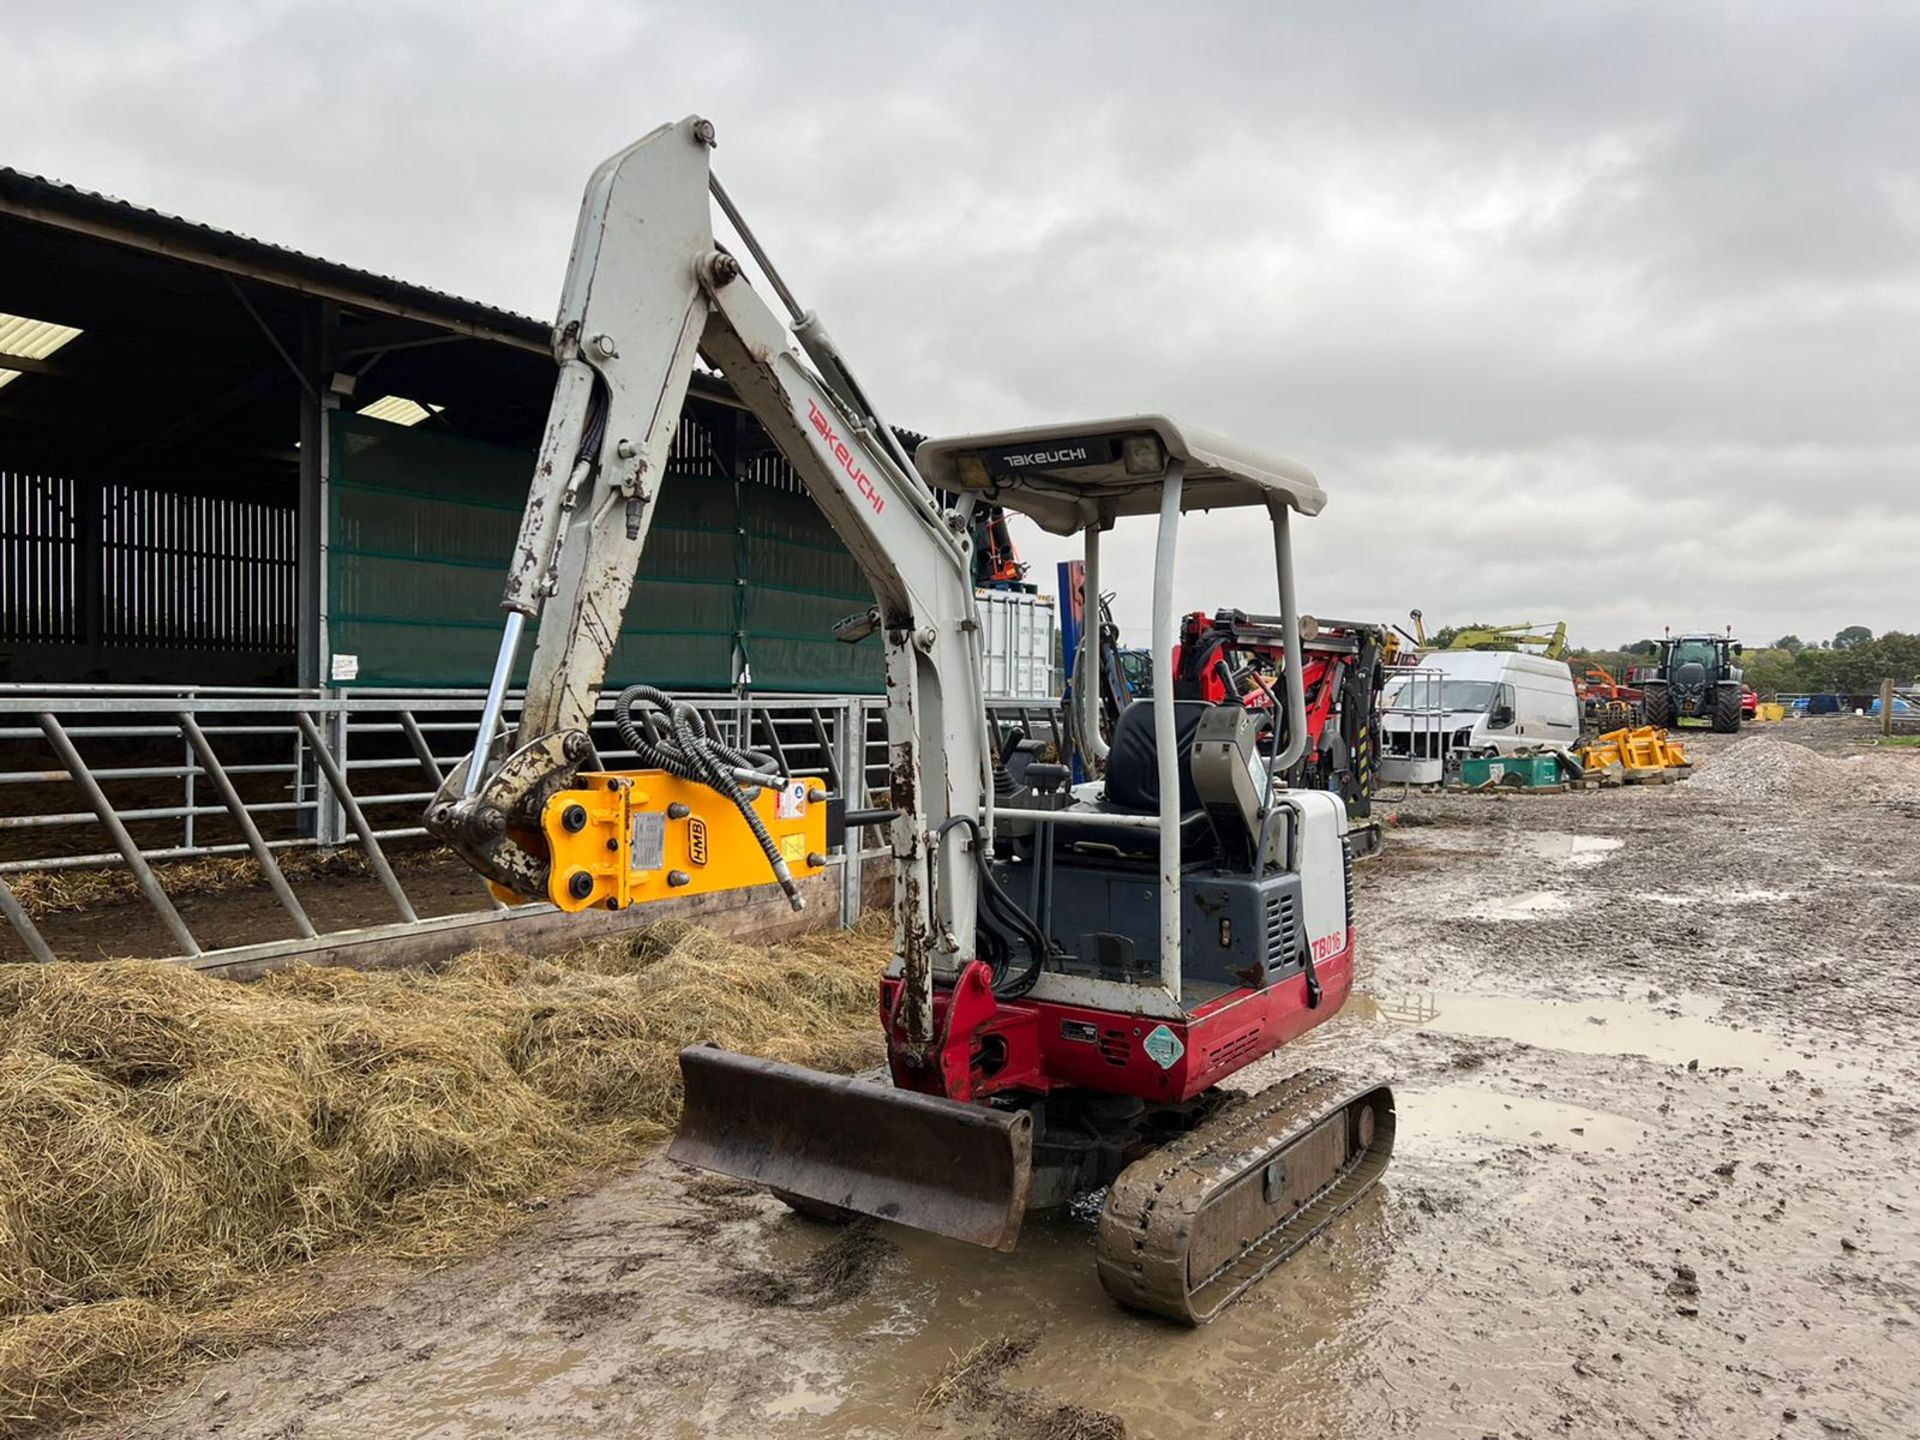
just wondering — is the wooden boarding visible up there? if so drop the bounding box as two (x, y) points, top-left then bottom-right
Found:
(195, 869), (853, 983)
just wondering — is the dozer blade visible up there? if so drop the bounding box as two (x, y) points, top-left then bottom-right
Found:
(668, 1046), (1034, 1251)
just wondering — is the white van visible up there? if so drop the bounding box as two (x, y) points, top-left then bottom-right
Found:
(1382, 651), (1581, 763)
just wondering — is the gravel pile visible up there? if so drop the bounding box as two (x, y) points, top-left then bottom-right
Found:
(1691, 734), (1920, 804)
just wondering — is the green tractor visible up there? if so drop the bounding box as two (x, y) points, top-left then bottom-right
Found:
(1643, 632), (1744, 733)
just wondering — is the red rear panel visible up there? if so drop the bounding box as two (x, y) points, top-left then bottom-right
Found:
(882, 933), (1354, 1105)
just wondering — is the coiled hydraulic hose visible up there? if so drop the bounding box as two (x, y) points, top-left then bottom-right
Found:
(612, 685), (805, 911)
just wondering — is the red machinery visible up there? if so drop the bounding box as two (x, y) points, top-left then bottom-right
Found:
(1576, 664), (1645, 730)
(1171, 608), (1389, 846)
(974, 505), (1029, 588)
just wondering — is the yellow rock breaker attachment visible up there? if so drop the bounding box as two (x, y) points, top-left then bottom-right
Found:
(1576, 725), (1691, 785)
(536, 770), (827, 913)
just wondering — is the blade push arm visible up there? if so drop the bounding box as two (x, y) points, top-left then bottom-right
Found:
(426, 117), (987, 1050)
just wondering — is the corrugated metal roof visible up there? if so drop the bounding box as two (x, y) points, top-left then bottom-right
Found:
(0, 166), (550, 350)
(0, 166), (926, 444)
(356, 395), (443, 427)
(0, 309), (84, 390)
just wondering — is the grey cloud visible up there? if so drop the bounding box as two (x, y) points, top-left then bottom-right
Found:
(2, 0), (1913, 652)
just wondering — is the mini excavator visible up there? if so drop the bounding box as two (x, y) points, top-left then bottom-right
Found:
(428, 117), (1393, 1324)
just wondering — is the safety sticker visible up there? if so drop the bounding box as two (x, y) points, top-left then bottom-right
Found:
(779, 833), (807, 863)
(776, 780), (809, 820)
(1142, 1024), (1184, 1070)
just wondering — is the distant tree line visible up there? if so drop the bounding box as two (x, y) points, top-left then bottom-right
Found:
(1736, 629), (1918, 696)
(1430, 621), (1916, 697)
(1570, 627), (1919, 697)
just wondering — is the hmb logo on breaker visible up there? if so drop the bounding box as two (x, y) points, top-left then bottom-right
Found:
(806, 399), (886, 516)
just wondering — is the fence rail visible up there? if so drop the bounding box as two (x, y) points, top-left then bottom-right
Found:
(0, 685), (911, 969)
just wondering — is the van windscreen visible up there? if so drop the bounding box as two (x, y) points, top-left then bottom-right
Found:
(1384, 677), (1498, 712)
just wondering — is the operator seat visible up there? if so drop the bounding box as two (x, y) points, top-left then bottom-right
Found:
(1105, 700), (1209, 813)
(1050, 701), (1217, 862)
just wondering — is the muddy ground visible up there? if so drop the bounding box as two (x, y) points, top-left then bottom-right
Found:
(80, 718), (1919, 1440)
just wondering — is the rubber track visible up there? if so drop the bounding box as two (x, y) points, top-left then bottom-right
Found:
(1096, 1068), (1394, 1324)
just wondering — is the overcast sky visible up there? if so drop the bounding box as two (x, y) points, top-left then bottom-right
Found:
(5, 2), (1915, 649)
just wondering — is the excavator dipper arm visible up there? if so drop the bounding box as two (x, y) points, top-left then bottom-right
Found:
(425, 116), (988, 1054)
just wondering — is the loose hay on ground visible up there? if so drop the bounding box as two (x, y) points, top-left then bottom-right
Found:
(0, 917), (889, 1433)
(4, 848), (403, 921)
(919, 1333), (1126, 1440)
(709, 1218), (893, 1309)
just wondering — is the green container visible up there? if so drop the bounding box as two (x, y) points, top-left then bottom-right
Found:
(1459, 753), (1562, 788)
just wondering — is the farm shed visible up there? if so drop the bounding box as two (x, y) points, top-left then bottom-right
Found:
(0, 167), (882, 696)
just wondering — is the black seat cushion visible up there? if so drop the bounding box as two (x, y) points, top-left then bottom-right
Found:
(1049, 802), (1215, 861)
(1105, 700), (1212, 814)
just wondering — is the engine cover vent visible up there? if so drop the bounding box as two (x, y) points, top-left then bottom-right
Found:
(1264, 890), (1300, 970)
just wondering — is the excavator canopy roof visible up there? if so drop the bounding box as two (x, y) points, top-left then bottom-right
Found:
(914, 415), (1326, 536)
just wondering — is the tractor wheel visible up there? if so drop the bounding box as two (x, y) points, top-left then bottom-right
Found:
(1643, 688), (1672, 729)
(1712, 685), (1742, 733)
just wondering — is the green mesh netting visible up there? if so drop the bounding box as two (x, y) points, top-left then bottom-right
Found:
(327, 413), (880, 692)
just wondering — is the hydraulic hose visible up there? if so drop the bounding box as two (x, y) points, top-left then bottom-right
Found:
(613, 685), (805, 910)
(934, 815), (1057, 1000)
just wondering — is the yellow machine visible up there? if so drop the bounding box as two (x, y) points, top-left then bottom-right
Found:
(537, 770), (827, 913)
(1408, 610), (1568, 660)
(1575, 725), (1690, 783)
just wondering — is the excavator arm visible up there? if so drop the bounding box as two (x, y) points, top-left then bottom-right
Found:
(424, 116), (988, 1051)
(1427, 618), (1568, 659)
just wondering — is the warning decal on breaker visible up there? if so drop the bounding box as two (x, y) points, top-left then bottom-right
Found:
(779, 833), (807, 863)
(776, 781), (810, 820)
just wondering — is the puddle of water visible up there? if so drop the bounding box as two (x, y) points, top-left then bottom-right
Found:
(1399, 1082), (1645, 1153)
(387, 1342), (614, 1437)
(1644, 886), (1794, 905)
(803, 1202), (1391, 1439)
(609, 1177), (1397, 1440)
(1513, 831), (1624, 866)
(761, 1373), (845, 1418)
(1467, 889), (1575, 920)
(1357, 989), (1848, 1078)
